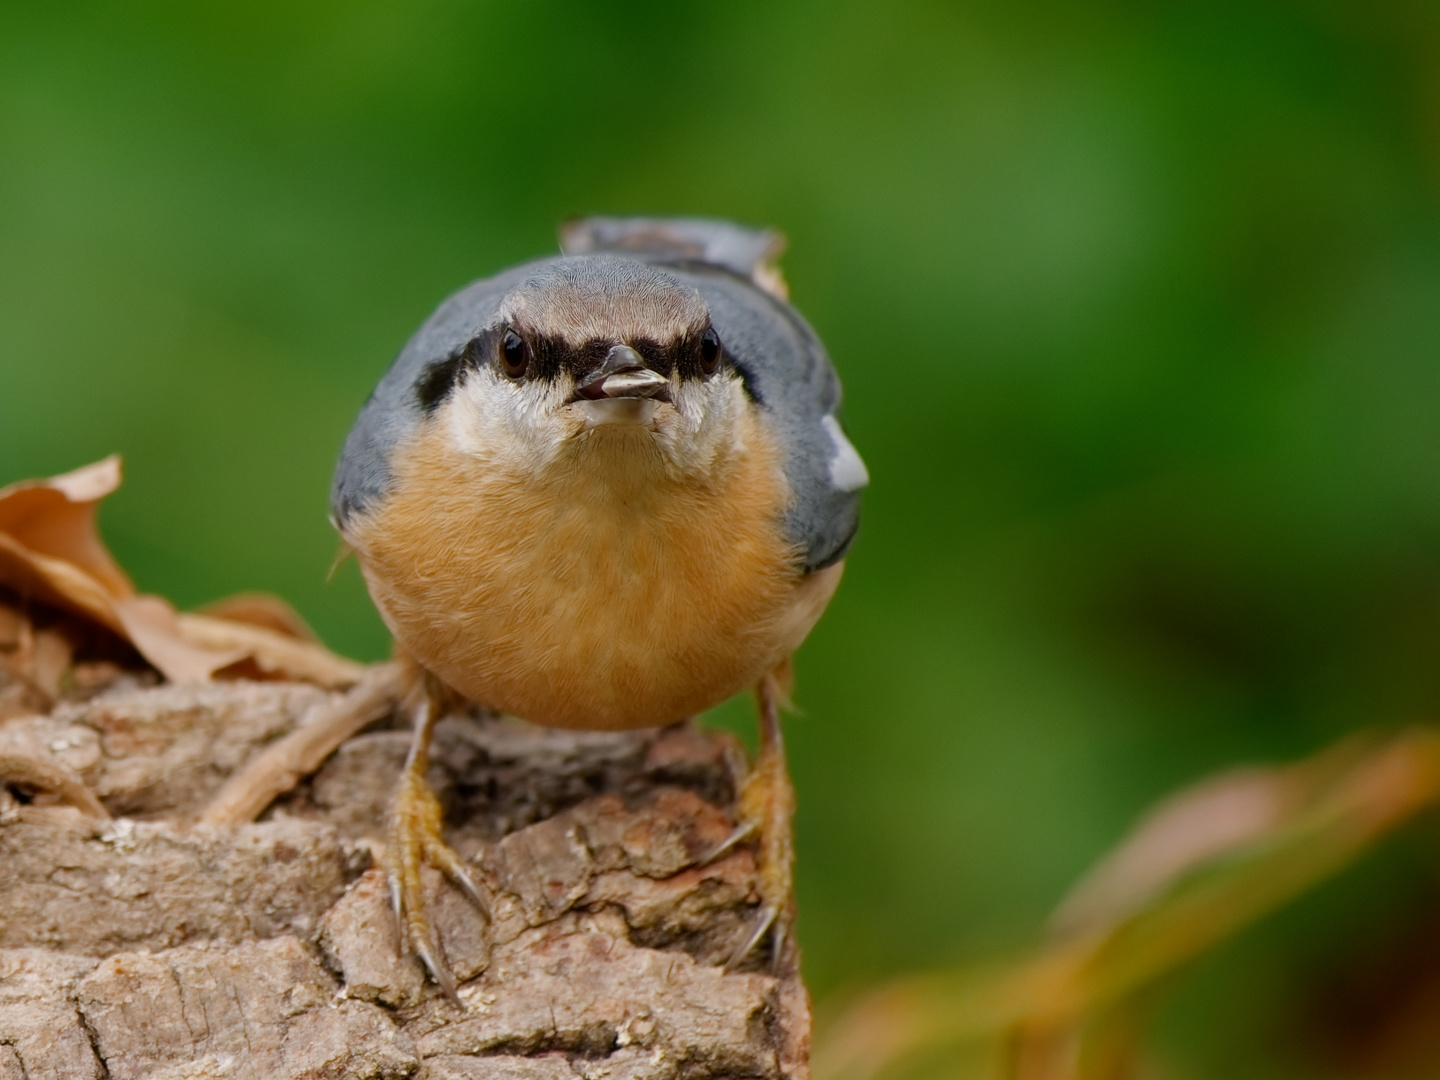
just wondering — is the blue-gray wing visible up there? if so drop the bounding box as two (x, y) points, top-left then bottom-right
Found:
(667, 262), (867, 571)
(330, 263), (536, 529)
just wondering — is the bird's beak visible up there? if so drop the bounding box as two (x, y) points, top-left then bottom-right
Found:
(575, 345), (671, 401)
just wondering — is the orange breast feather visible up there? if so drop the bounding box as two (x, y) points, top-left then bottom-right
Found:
(347, 411), (842, 730)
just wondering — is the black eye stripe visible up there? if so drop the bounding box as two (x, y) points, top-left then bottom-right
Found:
(450, 327), (722, 386)
(574, 339), (612, 372)
(415, 329), (495, 412)
(630, 337), (676, 376)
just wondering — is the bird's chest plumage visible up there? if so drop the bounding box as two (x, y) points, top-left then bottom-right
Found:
(346, 411), (839, 729)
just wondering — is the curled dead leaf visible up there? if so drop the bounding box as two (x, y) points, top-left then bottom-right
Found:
(0, 458), (361, 690)
(197, 592), (319, 642)
(177, 613), (363, 688)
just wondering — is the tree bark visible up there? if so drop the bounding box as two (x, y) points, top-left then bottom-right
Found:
(0, 676), (810, 1080)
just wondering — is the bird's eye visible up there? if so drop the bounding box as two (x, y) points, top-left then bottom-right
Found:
(500, 330), (529, 379)
(699, 328), (722, 375)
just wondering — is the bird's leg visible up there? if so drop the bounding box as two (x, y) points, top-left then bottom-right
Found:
(724, 662), (797, 971)
(387, 667), (489, 1002)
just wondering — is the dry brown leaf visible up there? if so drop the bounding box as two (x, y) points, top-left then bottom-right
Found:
(27, 628), (72, 701)
(178, 613), (363, 689)
(0, 603), (28, 650)
(0, 602), (55, 718)
(0, 458), (131, 632)
(0, 599), (77, 708)
(197, 592), (319, 642)
(0, 458), (361, 689)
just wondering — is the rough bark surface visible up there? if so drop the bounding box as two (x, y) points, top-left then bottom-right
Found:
(0, 677), (810, 1080)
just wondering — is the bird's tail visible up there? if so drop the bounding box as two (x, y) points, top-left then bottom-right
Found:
(559, 216), (790, 300)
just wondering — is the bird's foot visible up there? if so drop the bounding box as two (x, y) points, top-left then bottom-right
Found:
(385, 761), (489, 1002)
(709, 697), (795, 972)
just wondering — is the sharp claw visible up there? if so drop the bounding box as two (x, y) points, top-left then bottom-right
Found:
(770, 915), (788, 972)
(427, 840), (491, 922)
(387, 868), (406, 957)
(726, 904), (779, 971)
(700, 821), (758, 867)
(413, 933), (461, 1005)
(450, 864), (490, 920)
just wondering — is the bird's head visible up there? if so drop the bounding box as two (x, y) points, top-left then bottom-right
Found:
(419, 256), (750, 480)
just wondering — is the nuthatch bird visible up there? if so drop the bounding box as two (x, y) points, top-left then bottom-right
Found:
(331, 217), (867, 995)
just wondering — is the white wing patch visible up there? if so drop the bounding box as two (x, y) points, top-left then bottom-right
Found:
(821, 415), (869, 492)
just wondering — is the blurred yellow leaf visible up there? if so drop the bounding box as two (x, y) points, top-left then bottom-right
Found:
(816, 729), (1440, 1080)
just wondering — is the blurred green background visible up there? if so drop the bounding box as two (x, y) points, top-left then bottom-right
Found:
(4, 1), (1440, 1074)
